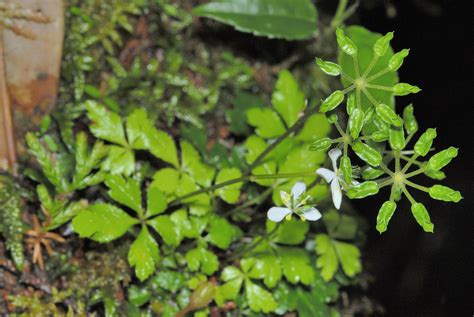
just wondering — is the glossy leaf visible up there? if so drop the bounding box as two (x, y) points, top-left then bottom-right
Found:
(388, 49), (410, 72)
(393, 83), (421, 96)
(194, 0), (318, 40)
(403, 104), (418, 134)
(375, 103), (403, 127)
(389, 127), (406, 150)
(86, 101), (127, 146)
(373, 31), (393, 57)
(105, 175), (142, 213)
(319, 90), (344, 113)
(272, 70), (306, 127)
(72, 203), (138, 242)
(335, 27), (357, 56)
(348, 108), (364, 139)
(128, 227), (160, 281)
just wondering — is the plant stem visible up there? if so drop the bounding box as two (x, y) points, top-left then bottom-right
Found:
(169, 172), (316, 206)
(365, 67), (390, 82)
(404, 179), (429, 192)
(330, 0), (349, 29)
(405, 167), (425, 178)
(401, 153), (419, 174)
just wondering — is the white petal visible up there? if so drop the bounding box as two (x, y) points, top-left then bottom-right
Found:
(267, 207), (292, 222)
(328, 148), (342, 171)
(301, 207), (322, 221)
(316, 168), (336, 183)
(331, 179), (343, 210)
(291, 182), (306, 201)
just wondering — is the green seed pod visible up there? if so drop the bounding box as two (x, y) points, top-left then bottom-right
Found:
(414, 128), (437, 156)
(363, 106), (375, 123)
(362, 166), (384, 180)
(310, 137), (332, 151)
(403, 104), (418, 134)
(347, 181), (379, 199)
(349, 108), (364, 139)
(428, 185), (462, 203)
(393, 83), (421, 96)
(340, 156), (352, 184)
(371, 131), (389, 142)
(315, 58), (342, 76)
(373, 32), (394, 57)
(352, 141), (382, 167)
(410, 202), (434, 233)
(424, 168), (446, 180)
(389, 127), (406, 150)
(376, 201), (397, 233)
(427, 147), (458, 171)
(336, 28), (358, 56)
(346, 93), (356, 115)
(320, 90), (345, 113)
(388, 48), (410, 71)
(375, 104), (403, 127)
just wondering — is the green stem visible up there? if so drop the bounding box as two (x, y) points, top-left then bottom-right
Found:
(401, 185), (416, 204)
(330, 0), (349, 29)
(362, 87), (379, 107)
(362, 55), (379, 78)
(223, 186), (274, 217)
(170, 172), (316, 206)
(342, 84), (356, 94)
(341, 71), (355, 82)
(379, 161), (394, 176)
(365, 83), (394, 92)
(378, 179), (394, 188)
(353, 55), (361, 78)
(231, 223), (281, 260)
(405, 167), (425, 178)
(404, 179), (429, 192)
(365, 67), (390, 82)
(401, 153), (419, 174)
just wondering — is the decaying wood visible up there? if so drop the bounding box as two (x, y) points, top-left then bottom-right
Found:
(0, 0), (63, 171)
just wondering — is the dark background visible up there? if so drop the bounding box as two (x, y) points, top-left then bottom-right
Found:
(354, 1), (472, 316)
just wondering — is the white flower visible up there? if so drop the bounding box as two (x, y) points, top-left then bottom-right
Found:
(267, 182), (322, 222)
(316, 148), (345, 210)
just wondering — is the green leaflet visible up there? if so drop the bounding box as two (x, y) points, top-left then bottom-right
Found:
(206, 216), (242, 249)
(214, 168), (243, 204)
(185, 247), (219, 275)
(246, 107), (286, 138)
(72, 203), (138, 242)
(194, 0), (318, 40)
(272, 70), (306, 127)
(315, 234), (362, 281)
(128, 227), (160, 281)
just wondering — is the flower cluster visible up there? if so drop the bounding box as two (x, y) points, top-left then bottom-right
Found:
(268, 28), (462, 233)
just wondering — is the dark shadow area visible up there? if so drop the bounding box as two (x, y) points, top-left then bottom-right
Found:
(356, 1), (473, 316)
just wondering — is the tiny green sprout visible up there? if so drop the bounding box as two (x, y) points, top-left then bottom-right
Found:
(267, 182), (321, 222)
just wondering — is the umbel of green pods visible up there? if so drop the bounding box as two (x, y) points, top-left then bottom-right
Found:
(311, 28), (462, 233)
